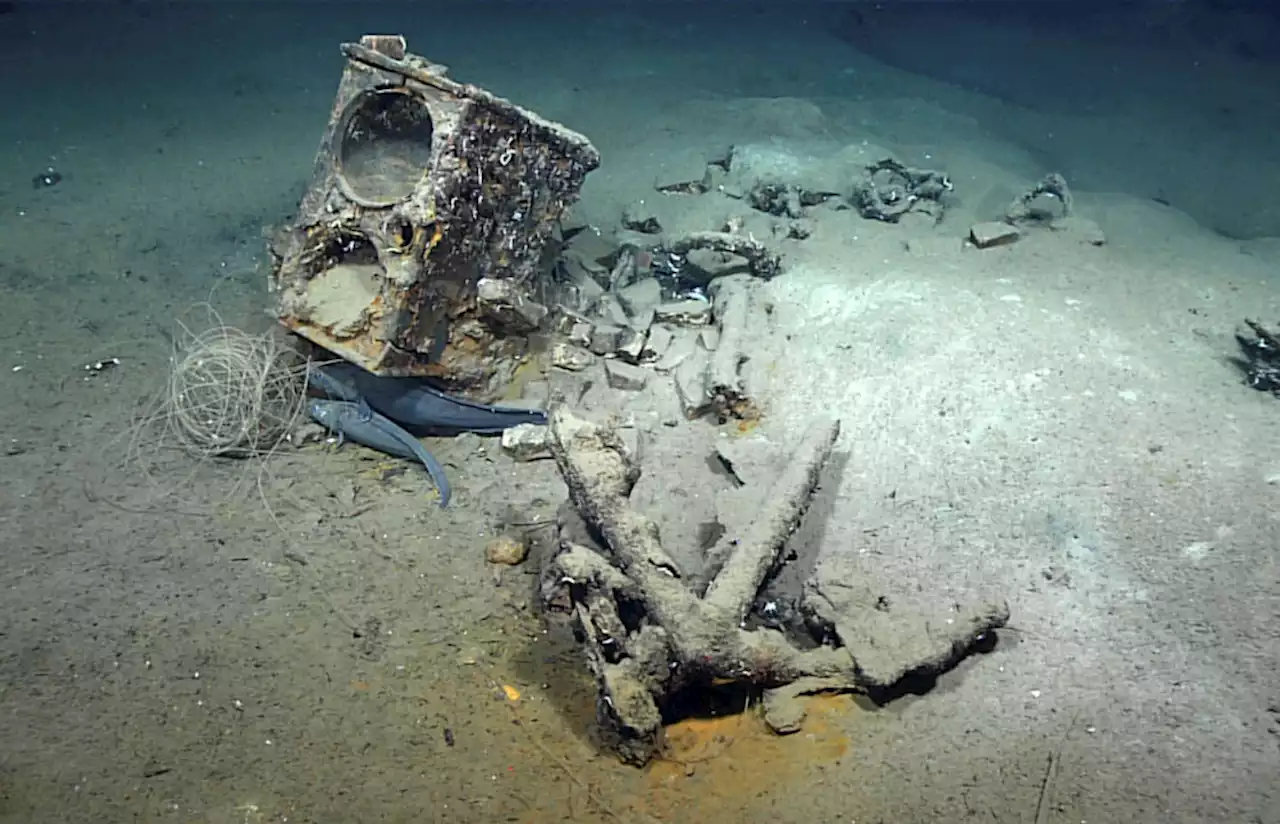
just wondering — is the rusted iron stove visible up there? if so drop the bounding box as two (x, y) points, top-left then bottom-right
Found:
(268, 34), (599, 397)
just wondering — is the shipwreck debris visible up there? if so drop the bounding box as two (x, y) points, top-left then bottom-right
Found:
(620, 204), (663, 235)
(969, 221), (1023, 250)
(851, 158), (953, 224)
(1006, 172), (1073, 225)
(500, 422), (552, 461)
(540, 409), (1010, 765)
(665, 231), (783, 281)
(970, 173), (1104, 249)
(747, 181), (837, 219)
(546, 219), (782, 423)
(267, 34), (600, 397)
(698, 275), (763, 421)
(1235, 319), (1280, 395)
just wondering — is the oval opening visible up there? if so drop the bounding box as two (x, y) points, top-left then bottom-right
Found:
(336, 88), (435, 206)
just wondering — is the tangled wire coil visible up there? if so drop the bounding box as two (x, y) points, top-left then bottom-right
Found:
(164, 322), (309, 459)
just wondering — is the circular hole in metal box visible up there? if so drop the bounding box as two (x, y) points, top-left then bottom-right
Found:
(336, 88), (434, 207)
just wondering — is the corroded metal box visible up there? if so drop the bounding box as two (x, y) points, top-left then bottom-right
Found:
(268, 35), (599, 395)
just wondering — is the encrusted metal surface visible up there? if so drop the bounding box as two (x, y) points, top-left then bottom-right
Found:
(268, 34), (599, 396)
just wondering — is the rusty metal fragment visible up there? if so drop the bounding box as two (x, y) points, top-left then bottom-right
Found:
(268, 34), (599, 397)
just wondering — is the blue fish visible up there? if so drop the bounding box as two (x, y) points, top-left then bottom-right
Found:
(308, 398), (451, 507)
(308, 361), (546, 435)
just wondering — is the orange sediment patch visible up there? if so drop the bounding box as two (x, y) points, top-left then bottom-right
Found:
(634, 695), (854, 821)
(505, 693), (855, 824)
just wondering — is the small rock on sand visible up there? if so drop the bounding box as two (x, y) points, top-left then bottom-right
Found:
(485, 535), (529, 566)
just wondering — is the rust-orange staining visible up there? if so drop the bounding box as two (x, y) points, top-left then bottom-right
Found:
(409, 223), (428, 251)
(504, 695), (856, 824)
(658, 714), (743, 763)
(633, 695), (852, 822)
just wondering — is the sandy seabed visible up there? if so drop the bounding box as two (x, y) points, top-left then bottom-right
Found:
(0, 3), (1277, 823)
